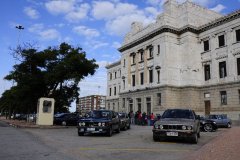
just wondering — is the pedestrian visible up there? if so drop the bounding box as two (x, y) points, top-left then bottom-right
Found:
(150, 113), (155, 126)
(130, 111), (134, 124)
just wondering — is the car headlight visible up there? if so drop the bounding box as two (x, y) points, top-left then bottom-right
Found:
(213, 121), (216, 124)
(182, 125), (186, 130)
(82, 122), (85, 126)
(160, 125), (163, 129)
(102, 123), (105, 126)
(187, 126), (192, 130)
(98, 122), (101, 126)
(79, 122), (81, 126)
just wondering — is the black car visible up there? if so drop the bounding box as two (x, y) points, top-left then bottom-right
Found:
(200, 116), (218, 132)
(54, 113), (79, 126)
(118, 112), (131, 130)
(153, 109), (201, 144)
(77, 110), (120, 137)
(206, 114), (232, 128)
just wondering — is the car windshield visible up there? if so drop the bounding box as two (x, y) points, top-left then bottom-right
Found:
(119, 113), (126, 118)
(86, 111), (110, 119)
(162, 109), (194, 119)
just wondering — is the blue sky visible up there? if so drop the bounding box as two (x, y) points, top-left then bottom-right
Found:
(0, 0), (240, 111)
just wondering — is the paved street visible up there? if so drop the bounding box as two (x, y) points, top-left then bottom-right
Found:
(0, 121), (227, 160)
(0, 121), (74, 160)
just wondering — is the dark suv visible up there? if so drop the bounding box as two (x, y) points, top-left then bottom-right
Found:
(77, 110), (120, 137)
(152, 109), (201, 144)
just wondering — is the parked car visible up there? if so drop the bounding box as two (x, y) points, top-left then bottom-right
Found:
(152, 109), (201, 144)
(118, 112), (131, 130)
(206, 114), (232, 128)
(200, 116), (218, 132)
(77, 110), (120, 137)
(54, 113), (79, 126)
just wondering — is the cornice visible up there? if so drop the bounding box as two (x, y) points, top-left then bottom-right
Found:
(105, 60), (121, 69)
(118, 10), (240, 52)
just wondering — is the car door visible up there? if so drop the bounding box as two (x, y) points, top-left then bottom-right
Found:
(111, 111), (118, 130)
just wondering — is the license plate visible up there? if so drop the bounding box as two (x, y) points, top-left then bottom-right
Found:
(166, 132), (178, 136)
(87, 128), (95, 131)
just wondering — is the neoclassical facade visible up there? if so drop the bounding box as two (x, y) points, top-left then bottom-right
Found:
(106, 0), (240, 120)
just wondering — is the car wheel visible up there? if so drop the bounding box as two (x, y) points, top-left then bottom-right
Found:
(62, 121), (67, 126)
(191, 133), (198, 144)
(78, 132), (84, 136)
(153, 133), (160, 142)
(227, 122), (231, 128)
(123, 125), (127, 131)
(116, 125), (120, 133)
(127, 124), (130, 129)
(204, 123), (213, 132)
(107, 127), (113, 137)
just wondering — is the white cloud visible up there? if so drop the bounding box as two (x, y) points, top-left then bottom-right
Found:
(45, 0), (75, 15)
(97, 60), (110, 68)
(65, 3), (90, 22)
(112, 41), (121, 48)
(210, 4), (226, 13)
(29, 24), (60, 41)
(24, 7), (40, 19)
(73, 26), (100, 37)
(92, 1), (157, 36)
(146, 0), (166, 6)
(86, 40), (109, 50)
(106, 13), (154, 36)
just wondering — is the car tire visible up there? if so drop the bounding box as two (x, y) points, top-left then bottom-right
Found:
(204, 123), (213, 132)
(116, 125), (120, 133)
(78, 132), (84, 136)
(153, 133), (160, 142)
(62, 121), (67, 126)
(227, 122), (231, 128)
(123, 125), (127, 131)
(107, 127), (113, 137)
(191, 133), (198, 144)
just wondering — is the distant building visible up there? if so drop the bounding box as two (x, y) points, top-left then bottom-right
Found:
(76, 95), (106, 114)
(106, 0), (240, 120)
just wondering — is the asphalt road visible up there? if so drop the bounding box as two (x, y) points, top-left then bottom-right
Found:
(0, 121), (74, 160)
(1, 124), (224, 160)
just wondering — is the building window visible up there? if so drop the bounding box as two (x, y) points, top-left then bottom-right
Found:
(157, 70), (160, 83)
(220, 91), (227, 105)
(237, 58), (240, 75)
(109, 88), (112, 96)
(109, 73), (112, 80)
(149, 69), (153, 83)
(203, 40), (209, 51)
(123, 59), (126, 67)
(139, 50), (144, 62)
(137, 98), (141, 112)
(129, 98), (133, 112)
(132, 54), (136, 64)
(218, 35), (225, 47)
(204, 64), (211, 81)
(236, 29), (240, 42)
(140, 72), (144, 85)
(219, 61), (227, 78)
(157, 45), (160, 54)
(149, 47), (153, 58)
(122, 98), (125, 108)
(119, 85), (121, 93)
(157, 93), (161, 105)
(115, 72), (117, 79)
(238, 89), (240, 104)
(114, 86), (116, 95)
(123, 80), (125, 89)
(132, 74), (135, 87)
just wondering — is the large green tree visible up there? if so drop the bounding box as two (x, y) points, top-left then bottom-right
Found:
(0, 43), (98, 115)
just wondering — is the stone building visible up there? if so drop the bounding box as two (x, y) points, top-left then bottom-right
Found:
(76, 95), (106, 114)
(106, 0), (240, 120)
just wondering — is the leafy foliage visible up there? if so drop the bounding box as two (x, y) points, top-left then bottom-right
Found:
(0, 43), (98, 114)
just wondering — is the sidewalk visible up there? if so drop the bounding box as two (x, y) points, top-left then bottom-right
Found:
(0, 117), (67, 129)
(186, 127), (240, 160)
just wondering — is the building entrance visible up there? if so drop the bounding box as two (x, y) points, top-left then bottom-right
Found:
(205, 101), (211, 115)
